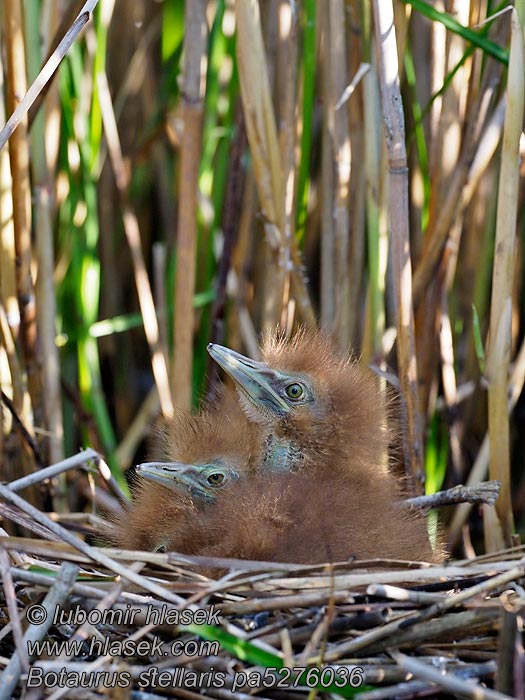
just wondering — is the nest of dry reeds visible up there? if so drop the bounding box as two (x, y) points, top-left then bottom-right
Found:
(1, 454), (524, 700)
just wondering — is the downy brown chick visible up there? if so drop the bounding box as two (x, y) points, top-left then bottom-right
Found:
(207, 331), (442, 562)
(207, 331), (391, 477)
(108, 391), (261, 553)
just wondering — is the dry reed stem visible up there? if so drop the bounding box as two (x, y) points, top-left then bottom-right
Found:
(0, 49), (18, 334)
(328, 1), (351, 344)
(372, 0), (424, 491)
(172, 0), (207, 411)
(25, 2), (63, 476)
(390, 651), (514, 700)
(3, 0), (41, 499)
(486, 8), (524, 545)
(0, 548), (28, 672)
(97, 71), (174, 418)
(368, 607), (500, 655)
(276, 2), (297, 331)
(237, 0), (286, 329)
(0, 0), (99, 149)
(412, 16), (508, 305)
(236, 0), (314, 329)
(115, 385), (160, 469)
(318, 555), (525, 662)
(362, 53), (384, 357)
(495, 591), (523, 694)
(7, 447), (100, 492)
(34, 187), (64, 467)
(320, 3), (335, 329)
(0, 484), (189, 605)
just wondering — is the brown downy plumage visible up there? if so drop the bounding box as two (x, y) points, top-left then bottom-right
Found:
(107, 390), (263, 553)
(199, 470), (440, 565)
(207, 331), (444, 563)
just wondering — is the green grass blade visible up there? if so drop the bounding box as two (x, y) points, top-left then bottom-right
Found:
(402, 0), (508, 64)
(186, 624), (371, 697)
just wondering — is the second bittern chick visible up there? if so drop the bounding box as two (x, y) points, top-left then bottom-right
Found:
(108, 391), (262, 553)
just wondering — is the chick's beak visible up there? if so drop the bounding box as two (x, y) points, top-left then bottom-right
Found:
(136, 461), (204, 496)
(207, 343), (290, 416)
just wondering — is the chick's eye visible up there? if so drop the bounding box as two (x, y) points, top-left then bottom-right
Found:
(207, 472), (225, 487)
(285, 383), (304, 400)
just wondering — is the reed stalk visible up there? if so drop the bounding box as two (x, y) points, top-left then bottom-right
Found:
(24, 2), (64, 472)
(486, 8), (524, 547)
(372, 0), (424, 491)
(172, 0), (207, 411)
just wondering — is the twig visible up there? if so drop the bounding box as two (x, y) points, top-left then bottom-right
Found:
(403, 557), (525, 627)
(366, 583), (444, 604)
(0, 548), (28, 672)
(405, 481), (501, 509)
(5, 448), (100, 492)
(496, 590), (524, 694)
(0, 483), (188, 606)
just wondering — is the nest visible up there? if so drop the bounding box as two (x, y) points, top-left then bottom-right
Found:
(0, 456), (524, 700)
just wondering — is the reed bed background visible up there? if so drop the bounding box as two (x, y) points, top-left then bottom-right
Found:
(1, 1), (525, 698)
(0, 0), (524, 556)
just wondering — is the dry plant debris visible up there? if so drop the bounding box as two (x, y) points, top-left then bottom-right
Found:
(0, 453), (524, 699)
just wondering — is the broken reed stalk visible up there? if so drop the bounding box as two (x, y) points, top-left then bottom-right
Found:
(371, 0), (424, 492)
(172, 0), (207, 411)
(448, 334), (525, 547)
(404, 480), (500, 510)
(486, 8), (524, 546)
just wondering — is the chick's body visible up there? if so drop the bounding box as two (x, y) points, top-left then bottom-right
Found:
(199, 469), (437, 564)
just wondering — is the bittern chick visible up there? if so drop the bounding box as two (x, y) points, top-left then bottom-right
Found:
(144, 456), (439, 564)
(108, 391), (261, 553)
(207, 331), (442, 562)
(207, 331), (392, 479)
